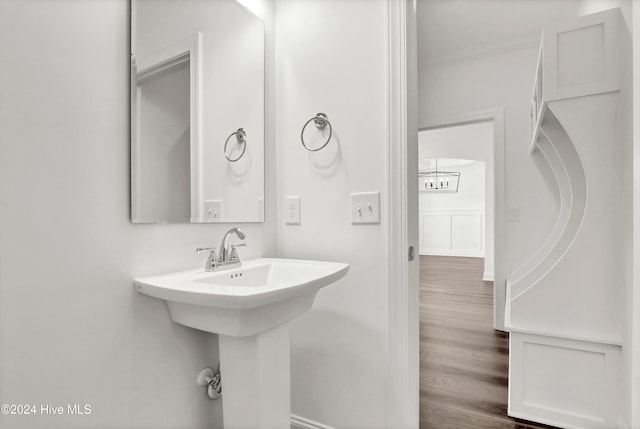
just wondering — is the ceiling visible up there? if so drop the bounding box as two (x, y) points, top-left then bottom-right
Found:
(417, 0), (581, 66)
(419, 158), (479, 169)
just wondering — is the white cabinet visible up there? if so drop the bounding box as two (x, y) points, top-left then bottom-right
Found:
(529, 8), (621, 152)
(508, 8), (629, 429)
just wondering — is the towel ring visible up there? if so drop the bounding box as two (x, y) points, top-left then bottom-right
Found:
(224, 128), (247, 162)
(301, 113), (332, 152)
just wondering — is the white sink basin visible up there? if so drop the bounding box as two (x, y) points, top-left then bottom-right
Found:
(135, 258), (349, 336)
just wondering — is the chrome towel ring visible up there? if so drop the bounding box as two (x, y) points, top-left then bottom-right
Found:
(301, 113), (332, 152)
(224, 128), (247, 162)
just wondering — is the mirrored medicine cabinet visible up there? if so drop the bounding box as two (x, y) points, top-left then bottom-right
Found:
(131, 0), (265, 223)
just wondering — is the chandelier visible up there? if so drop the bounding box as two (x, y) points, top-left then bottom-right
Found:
(419, 158), (460, 193)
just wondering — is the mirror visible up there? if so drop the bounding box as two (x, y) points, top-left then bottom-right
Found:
(131, 0), (265, 223)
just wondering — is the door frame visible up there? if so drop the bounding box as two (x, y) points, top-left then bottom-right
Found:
(418, 110), (506, 331)
(386, 2), (507, 425)
(386, 0), (419, 427)
(386, 24), (507, 415)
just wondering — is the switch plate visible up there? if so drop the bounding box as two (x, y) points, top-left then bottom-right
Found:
(205, 200), (223, 222)
(285, 196), (301, 225)
(350, 191), (380, 224)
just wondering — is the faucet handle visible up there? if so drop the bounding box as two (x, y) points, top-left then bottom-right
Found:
(229, 243), (246, 261)
(197, 247), (219, 272)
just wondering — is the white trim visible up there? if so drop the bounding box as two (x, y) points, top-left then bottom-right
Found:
(131, 34), (203, 223)
(632, 1), (640, 427)
(136, 34), (199, 77)
(131, 65), (143, 222)
(508, 410), (596, 429)
(137, 54), (189, 81)
(483, 272), (495, 282)
(421, 251), (484, 257)
(290, 414), (335, 429)
(507, 326), (623, 348)
(419, 109), (506, 331)
(418, 208), (483, 213)
(387, 0), (419, 428)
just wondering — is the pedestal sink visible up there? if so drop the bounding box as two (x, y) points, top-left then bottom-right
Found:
(134, 258), (349, 429)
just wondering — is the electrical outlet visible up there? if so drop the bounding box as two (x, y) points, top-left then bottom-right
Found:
(205, 200), (223, 222)
(350, 191), (380, 224)
(285, 196), (301, 225)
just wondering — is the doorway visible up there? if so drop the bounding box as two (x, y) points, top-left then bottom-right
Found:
(416, 118), (548, 428)
(418, 122), (494, 282)
(419, 111), (506, 330)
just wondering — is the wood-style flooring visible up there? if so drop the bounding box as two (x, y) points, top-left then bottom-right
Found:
(419, 255), (555, 429)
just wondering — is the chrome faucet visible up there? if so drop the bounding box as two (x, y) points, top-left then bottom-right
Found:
(218, 227), (246, 263)
(197, 227), (247, 272)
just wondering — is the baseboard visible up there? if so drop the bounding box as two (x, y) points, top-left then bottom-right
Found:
(615, 414), (629, 429)
(419, 250), (484, 258)
(291, 414), (335, 429)
(483, 271), (494, 281)
(508, 409), (580, 429)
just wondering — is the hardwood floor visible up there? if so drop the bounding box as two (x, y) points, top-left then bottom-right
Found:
(419, 255), (555, 429)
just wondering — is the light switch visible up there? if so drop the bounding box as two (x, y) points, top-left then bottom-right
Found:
(285, 196), (301, 225)
(205, 200), (223, 222)
(350, 191), (380, 224)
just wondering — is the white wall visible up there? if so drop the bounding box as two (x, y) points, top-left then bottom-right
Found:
(0, 1), (276, 428)
(418, 47), (558, 283)
(577, 0), (629, 21)
(419, 122), (494, 163)
(419, 161), (485, 211)
(275, 0), (390, 427)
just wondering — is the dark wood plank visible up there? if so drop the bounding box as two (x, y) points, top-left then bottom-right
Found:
(419, 255), (556, 429)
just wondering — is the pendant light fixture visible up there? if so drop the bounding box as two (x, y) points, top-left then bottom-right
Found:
(419, 158), (461, 193)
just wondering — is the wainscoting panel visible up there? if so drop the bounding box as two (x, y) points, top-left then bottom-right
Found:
(420, 213), (451, 251)
(419, 209), (484, 257)
(509, 332), (621, 428)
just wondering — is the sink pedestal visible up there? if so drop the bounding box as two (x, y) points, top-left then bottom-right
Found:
(219, 324), (290, 429)
(135, 258), (349, 428)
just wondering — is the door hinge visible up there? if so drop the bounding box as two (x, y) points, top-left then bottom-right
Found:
(408, 246), (414, 261)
